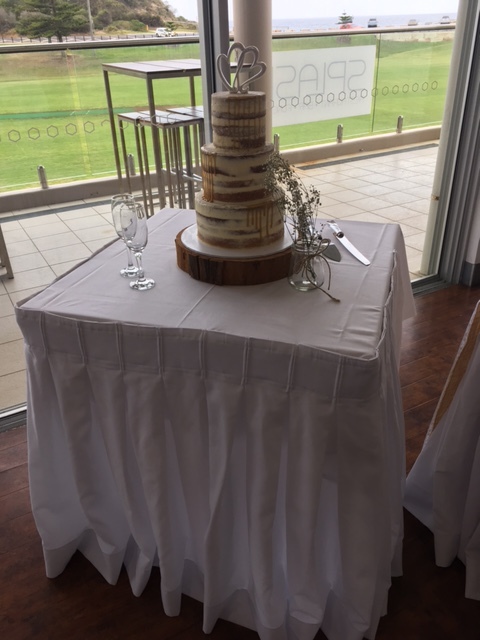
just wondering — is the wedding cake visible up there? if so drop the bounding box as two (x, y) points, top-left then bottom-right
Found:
(194, 46), (284, 250)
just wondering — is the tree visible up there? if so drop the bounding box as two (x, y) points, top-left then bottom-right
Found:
(94, 8), (111, 29)
(338, 12), (353, 26)
(0, 0), (18, 16)
(0, 6), (15, 33)
(164, 20), (176, 35)
(15, 0), (88, 42)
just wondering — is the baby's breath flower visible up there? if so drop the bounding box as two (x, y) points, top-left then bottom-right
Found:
(265, 152), (322, 246)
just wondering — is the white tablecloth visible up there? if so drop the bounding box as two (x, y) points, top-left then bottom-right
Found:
(16, 209), (415, 640)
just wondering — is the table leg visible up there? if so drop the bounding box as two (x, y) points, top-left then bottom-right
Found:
(103, 69), (123, 187)
(172, 128), (184, 208)
(118, 120), (133, 194)
(0, 225), (13, 279)
(192, 121), (201, 172)
(162, 128), (176, 208)
(189, 76), (196, 107)
(137, 123), (156, 218)
(146, 78), (166, 209)
(183, 126), (196, 208)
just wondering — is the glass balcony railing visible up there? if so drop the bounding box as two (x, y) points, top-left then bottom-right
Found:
(0, 25), (454, 194)
(271, 27), (454, 149)
(0, 40), (203, 192)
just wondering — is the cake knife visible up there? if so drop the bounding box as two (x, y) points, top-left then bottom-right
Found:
(327, 221), (371, 266)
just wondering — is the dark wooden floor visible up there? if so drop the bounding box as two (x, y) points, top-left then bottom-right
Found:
(1, 284), (480, 639)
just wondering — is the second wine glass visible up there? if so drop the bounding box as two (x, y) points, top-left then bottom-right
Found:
(122, 202), (155, 291)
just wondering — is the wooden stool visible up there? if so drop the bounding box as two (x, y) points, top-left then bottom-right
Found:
(0, 225), (13, 279)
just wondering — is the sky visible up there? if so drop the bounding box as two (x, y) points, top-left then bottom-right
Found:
(169, 0), (459, 21)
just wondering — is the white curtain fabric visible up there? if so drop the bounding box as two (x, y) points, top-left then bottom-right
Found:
(16, 210), (415, 640)
(405, 301), (480, 600)
(437, 2), (480, 284)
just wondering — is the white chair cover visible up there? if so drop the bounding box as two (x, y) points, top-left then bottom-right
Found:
(405, 300), (480, 600)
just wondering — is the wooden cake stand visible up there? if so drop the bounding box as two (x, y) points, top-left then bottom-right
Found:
(175, 224), (292, 286)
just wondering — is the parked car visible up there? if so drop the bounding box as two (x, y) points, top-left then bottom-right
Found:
(368, 18), (378, 28)
(408, 19), (418, 26)
(155, 27), (173, 37)
(440, 16), (451, 24)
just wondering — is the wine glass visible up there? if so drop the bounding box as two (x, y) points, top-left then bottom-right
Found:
(122, 201), (155, 291)
(111, 193), (139, 278)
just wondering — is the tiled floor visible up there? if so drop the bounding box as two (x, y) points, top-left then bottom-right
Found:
(0, 144), (437, 413)
(0, 198), (118, 414)
(297, 143), (437, 280)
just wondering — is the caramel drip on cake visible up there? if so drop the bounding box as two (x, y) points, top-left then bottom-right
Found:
(195, 194), (284, 249)
(202, 152), (216, 203)
(247, 204), (274, 239)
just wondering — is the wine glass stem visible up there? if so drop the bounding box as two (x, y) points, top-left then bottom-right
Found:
(134, 251), (146, 282)
(126, 246), (135, 268)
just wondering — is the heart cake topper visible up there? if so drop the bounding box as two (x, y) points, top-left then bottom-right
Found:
(217, 42), (267, 94)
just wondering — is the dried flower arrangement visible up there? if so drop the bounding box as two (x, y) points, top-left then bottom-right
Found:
(265, 151), (339, 300)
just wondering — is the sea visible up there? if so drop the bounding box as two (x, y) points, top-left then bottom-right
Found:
(269, 13), (457, 32)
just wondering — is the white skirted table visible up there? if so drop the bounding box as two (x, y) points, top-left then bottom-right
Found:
(15, 209), (415, 640)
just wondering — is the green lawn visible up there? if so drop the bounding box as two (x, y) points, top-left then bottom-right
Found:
(0, 34), (453, 191)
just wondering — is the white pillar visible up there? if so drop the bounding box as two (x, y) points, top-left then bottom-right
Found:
(233, 0), (272, 141)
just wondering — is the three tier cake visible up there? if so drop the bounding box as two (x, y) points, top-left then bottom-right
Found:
(176, 43), (291, 285)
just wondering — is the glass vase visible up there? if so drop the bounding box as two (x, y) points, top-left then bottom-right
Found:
(288, 240), (326, 292)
